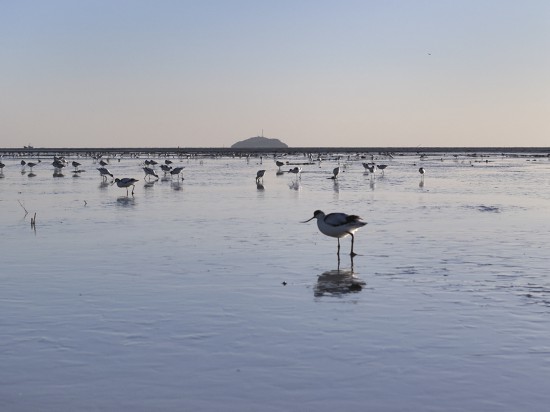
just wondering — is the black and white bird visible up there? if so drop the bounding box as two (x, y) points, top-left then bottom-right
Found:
(376, 164), (388, 175)
(97, 167), (114, 181)
(302, 210), (367, 257)
(114, 178), (139, 196)
(170, 166), (185, 179)
(256, 169), (266, 183)
(143, 166), (159, 181)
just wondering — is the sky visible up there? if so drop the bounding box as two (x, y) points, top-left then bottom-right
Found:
(1, 0), (549, 148)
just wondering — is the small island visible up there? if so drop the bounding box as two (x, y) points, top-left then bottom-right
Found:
(231, 136), (288, 149)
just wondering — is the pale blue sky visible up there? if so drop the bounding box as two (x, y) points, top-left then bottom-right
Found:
(1, 0), (549, 148)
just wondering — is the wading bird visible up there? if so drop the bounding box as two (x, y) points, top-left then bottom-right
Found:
(143, 166), (159, 181)
(170, 166), (185, 180)
(97, 167), (114, 181)
(115, 178), (139, 196)
(302, 210), (367, 257)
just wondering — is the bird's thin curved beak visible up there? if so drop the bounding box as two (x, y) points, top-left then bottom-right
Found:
(301, 216), (315, 223)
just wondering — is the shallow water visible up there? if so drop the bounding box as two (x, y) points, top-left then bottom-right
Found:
(1, 152), (550, 411)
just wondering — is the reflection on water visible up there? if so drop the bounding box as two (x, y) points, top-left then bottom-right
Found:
(171, 181), (183, 191)
(98, 181), (111, 190)
(144, 181), (157, 189)
(314, 268), (365, 297)
(288, 180), (300, 191)
(256, 182), (265, 191)
(116, 196), (136, 207)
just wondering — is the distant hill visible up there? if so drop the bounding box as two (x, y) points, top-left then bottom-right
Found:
(231, 136), (288, 149)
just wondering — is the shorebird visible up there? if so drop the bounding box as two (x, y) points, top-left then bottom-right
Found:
(72, 161), (81, 172)
(288, 167), (302, 179)
(302, 210), (367, 257)
(362, 162), (375, 174)
(27, 161), (40, 172)
(376, 164), (388, 175)
(419, 167), (425, 178)
(170, 166), (185, 179)
(256, 169), (266, 183)
(160, 164), (172, 174)
(275, 160), (285, 171)
(97, 167), (114, 181)
(99, 160), (109, 167)
(330, 166), (340, 180)
(0, 161), (4, 170)
(52, 159), (65, 170)
(143, 166), (159, 181)
(115, 178), (138, 196)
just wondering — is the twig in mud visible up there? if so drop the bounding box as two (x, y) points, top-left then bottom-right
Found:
(18, 200), (28, 216)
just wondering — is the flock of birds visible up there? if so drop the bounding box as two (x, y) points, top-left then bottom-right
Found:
(1, 153), (430, 257)
(0, 156), (187, 197)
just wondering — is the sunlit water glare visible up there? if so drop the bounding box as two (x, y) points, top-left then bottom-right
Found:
(1, 152), (550, 411)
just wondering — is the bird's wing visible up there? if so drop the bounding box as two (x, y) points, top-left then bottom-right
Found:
(324, 213), (352, 227)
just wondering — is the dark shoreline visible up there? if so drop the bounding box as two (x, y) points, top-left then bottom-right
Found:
(1, 146), (549, 157)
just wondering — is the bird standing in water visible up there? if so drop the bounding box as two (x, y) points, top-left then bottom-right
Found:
(115, 178), (139, 196)
(302, 210), (367, 257)
(256, 169), (266, 183)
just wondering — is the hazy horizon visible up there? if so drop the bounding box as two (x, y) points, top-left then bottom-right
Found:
(2, 1), (549, 148)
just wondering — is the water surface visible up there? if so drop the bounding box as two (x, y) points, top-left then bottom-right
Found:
(1, 152), (550, 411)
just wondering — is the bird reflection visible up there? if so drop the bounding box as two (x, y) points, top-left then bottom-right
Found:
(314, 266), (365, 297)
(28, 172), (36, 178)
(256, 182), (265, 191)
(53, 171), (64, 178)
(171, 181), (183, 191)
(116, 196), (136, 207)
(144, 180), (157, 189)
(288, 180), (300, 191)
(98, 181), (110, 190)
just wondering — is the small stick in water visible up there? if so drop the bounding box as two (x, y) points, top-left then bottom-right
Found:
(18, 200), (28, 216)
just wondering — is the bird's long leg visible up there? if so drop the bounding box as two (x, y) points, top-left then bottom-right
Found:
(348, 232), (357, 257)
(337, 238), (341, 257)
(131, 185), (135, 196)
